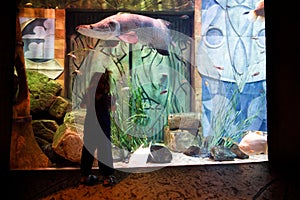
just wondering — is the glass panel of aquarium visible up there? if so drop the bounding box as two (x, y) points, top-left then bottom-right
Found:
(11, 0), (267, 170)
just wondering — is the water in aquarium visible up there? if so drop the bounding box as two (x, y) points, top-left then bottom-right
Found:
(13, 0), (267, 170)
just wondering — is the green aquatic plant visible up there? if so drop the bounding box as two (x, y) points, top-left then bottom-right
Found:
(68, 31), (192, 152)
(205, 84), (266, 150)
(109, 54), (151, 152)
(111, 116), (149, 153)
(111, 77), (150, 152)
(18, 0), (194, 10)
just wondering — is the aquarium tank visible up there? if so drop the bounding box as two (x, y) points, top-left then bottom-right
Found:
(12, 0), (267, 169)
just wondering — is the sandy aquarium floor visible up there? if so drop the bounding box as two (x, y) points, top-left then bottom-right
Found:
(113, 152), (268, 170)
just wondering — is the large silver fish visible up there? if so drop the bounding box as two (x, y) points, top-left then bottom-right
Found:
(76, 13), (172, 56)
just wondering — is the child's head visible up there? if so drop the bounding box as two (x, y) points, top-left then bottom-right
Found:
(96, 68), (112, 94)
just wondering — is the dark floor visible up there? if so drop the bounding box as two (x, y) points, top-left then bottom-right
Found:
(5, 162), (300, 200)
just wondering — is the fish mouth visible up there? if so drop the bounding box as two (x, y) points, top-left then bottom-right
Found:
(76, 25), (113, 40)
(75, 24), (112, 33)
(76, 20), (119, 40)
(76, 25), (88, 31)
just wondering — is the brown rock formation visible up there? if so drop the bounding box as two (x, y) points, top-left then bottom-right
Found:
(10, 10), (50, 169)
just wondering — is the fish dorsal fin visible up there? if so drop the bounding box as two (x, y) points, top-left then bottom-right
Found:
(116, 12), (130, 15)
(157, 19), (171, 27)
(118, 31), (138, 44)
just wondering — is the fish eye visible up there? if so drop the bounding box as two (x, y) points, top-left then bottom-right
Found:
(108, 21), (117, 31)
(90, 25), (93, 29)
